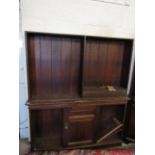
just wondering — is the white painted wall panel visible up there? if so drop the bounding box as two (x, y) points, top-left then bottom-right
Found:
(21, 0), (134, 38)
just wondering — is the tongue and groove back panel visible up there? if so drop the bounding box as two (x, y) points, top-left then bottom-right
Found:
(27, 33), (82, 99)
(83, 38), (132, 88)
(83, 39), (124, 87)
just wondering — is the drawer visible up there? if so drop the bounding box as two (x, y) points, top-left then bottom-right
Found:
(69, 105), (96, 116)
(69, 114), (95, 122)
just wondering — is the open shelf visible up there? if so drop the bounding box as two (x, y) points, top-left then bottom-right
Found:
(27, 33), (133, 100)
(27, 33), (84, 100)
(82, 37), (132, 98)
(83, 86), (126, 98)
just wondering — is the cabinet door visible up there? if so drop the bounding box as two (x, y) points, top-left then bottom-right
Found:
(63, 106), (96, 147)
(30, 109), (63, 150)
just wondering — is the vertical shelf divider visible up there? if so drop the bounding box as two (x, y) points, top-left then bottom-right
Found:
(80, 36), (87, 97)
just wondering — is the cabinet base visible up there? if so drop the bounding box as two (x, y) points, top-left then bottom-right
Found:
(31, 137), (122, 151)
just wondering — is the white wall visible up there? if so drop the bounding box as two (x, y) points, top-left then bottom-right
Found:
(21, 0), (134, 38)
(19, 6), (29, 139)
(19, 45), (29, 138)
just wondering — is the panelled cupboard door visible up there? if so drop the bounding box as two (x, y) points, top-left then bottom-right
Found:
(30, 109), (63, 150)
(63, 106), (96, 146)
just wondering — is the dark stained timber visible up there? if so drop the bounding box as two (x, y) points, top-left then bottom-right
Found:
(27, 34), (82, 99)
(26, 33), (133, 150)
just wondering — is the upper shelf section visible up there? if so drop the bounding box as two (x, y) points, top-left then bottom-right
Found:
(27, 33), (83, 99)
(27, 33), (133, 100)
(82, 37), (133, 98)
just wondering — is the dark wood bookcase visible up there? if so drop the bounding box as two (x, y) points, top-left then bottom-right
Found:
(26, 32), (133, 150)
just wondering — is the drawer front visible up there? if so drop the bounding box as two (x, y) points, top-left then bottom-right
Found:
(69, 105), (95, 116)
(63, 106), (96, 146)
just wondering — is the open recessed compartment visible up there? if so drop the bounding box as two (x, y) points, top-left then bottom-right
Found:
(82, 37), (133, 98)
(27, 33), (133, 100)
(27, 33), (84, 100)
